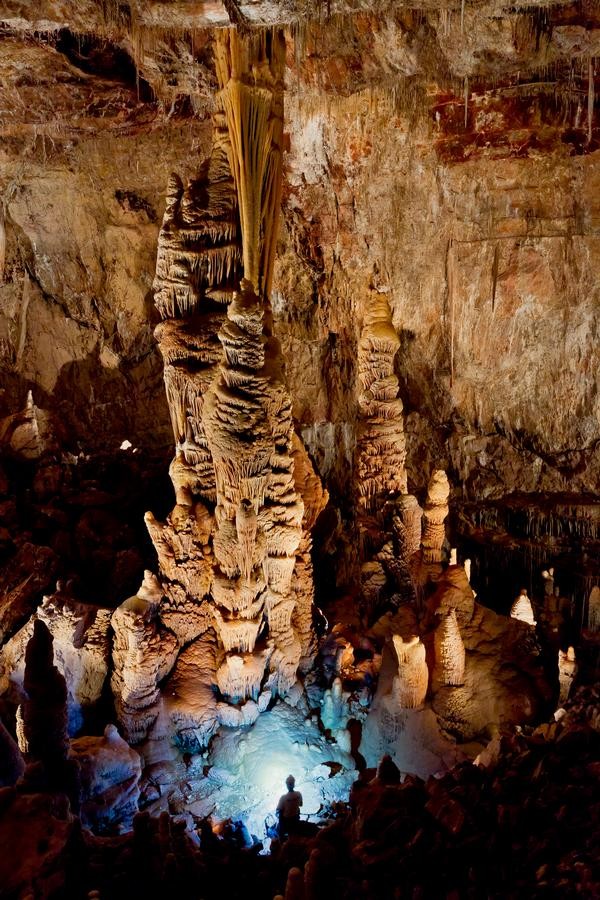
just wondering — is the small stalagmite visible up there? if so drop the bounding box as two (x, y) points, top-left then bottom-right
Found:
(558, 646), (577, 706)
(510, 589), (536, 627)
(434, 609), (465, 686)
(587, 586), (600, 632)
(391, 635), (429, 709)
(421, 470), (450, 564)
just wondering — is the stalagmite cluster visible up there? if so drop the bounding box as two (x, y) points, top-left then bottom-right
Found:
(355, 293), (407, 517)
(434, 609), (466, 686)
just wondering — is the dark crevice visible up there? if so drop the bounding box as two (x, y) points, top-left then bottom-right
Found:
(54, 29), (155, 102)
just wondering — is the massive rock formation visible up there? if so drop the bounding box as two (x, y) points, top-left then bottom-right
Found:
(69, 724), (142, 833)
(0, 5), (596, 876)
(110, 26), (320, 741)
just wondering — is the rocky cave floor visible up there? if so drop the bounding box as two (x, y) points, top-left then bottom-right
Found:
(1, 443), (600, 898)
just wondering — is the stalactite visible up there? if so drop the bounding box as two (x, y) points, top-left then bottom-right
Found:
(214, 28), (285, 297)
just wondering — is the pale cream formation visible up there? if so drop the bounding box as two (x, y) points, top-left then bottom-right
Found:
(510, 589), (537, 627)
(391, 635), (429, 709)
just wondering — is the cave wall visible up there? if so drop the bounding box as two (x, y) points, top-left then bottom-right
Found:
(1, 2), (599, 503)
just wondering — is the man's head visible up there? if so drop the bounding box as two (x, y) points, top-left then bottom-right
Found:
(286, 775), (295, 790)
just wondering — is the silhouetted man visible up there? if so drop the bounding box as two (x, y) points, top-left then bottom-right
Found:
(276, 774), (303, 838)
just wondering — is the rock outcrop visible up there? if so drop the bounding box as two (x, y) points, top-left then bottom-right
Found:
(69, 724), (142, 833)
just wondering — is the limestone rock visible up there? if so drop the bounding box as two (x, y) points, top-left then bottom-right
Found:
(69, 724), (142, 833)
(37, 590), (111, 734)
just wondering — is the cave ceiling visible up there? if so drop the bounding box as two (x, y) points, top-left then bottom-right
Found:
(0, 0), (599, 499)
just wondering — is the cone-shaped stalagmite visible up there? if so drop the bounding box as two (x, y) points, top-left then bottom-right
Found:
(510, 589), (536, 627)
(434, 609), (465, 686)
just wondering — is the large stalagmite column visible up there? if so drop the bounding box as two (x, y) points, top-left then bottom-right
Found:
(355, 293), (408, 518)
(421, 470), (450, 564)
(203, 279), (304, 702)
(112, 26), (319, 739)
(205, 29), (306, 706)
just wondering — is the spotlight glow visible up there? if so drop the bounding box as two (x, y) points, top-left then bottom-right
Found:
(198, 702), (356, 840)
